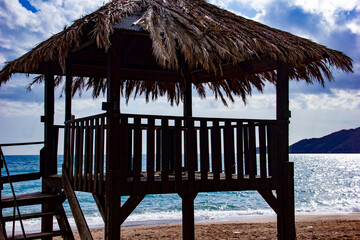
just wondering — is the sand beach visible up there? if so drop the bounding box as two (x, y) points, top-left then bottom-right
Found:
(56, 213), (360, 239)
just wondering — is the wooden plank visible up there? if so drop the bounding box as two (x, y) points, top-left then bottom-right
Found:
(119, 195), (146, 225)
(88, 119), (94, 192)
(147, 118), (155, 184)
(248, 122), (257, 179)
(69, 123), (75, 182)
(155, 129), (161, 172)
(243, 125), (249, 176)
(236, 121), (244, 179)
(186, 118), (196, 192)
(93, 193), (106, 222)
(224, 121), (235, 181)
(199, 120), (209, 185)
(83, 120), (90, 191)
(78, 121), (84, 190)
(259, 123), (267, 179)
(98, 117), (105, 195)
(174, 119), (182, 189)
(210, 121), (221, 190)
(267, 124), (273, 177)
(74, 122), (80, 189)
(64, 125), (70, 173)
(119, 116), (129, 185)
(133, 117), (142, 191)
(161, 118), (169, 189)
(127, 127), (133, 177)
(93, 118), (100, 193)
(169, 129), (175, 171)
(63, 170), (93, 240)
(0, 172), (41, 184)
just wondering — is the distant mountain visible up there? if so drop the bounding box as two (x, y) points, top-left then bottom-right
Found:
(289, 127), (360, 153)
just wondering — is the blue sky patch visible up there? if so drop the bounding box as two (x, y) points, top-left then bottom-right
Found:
(19, 0), (38, 13)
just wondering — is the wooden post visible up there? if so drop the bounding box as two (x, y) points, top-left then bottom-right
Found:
(42, 65), (57, 238)
(105, 40), (122, 240)
(183, 80), (192, 118)
(276, 62), (296, 240)
(183, 75), (193, 170)
(65, 61), (72, 121)
(44, 66), (57, 176)
(179, 192), (197, 240)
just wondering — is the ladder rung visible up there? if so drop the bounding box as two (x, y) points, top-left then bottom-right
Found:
(1, 192), (59, 208)
(9, 230), (65, 240)
(3, 211), (58, 222)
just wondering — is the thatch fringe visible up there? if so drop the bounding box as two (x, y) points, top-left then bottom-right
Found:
(0, 0), (353, 105)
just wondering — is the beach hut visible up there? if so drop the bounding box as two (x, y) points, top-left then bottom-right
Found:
(0, 0), (353, 239)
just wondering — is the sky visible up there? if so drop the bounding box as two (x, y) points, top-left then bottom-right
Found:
(0, 0), (359, 154)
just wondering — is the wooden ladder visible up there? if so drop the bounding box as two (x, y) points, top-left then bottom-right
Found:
(0, 146), (74, 240)
(1, 192), (74, 239)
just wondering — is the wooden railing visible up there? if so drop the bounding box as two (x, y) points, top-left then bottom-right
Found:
(64, 113), (279, 194)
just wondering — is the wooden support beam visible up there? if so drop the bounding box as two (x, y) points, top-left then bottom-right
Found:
(93, 194), (106, 222)
(63, 170), (93, 240)
(275, 62), (296, 240)
(179, 192), (198, 240)
(44, 67), (57, 176)
(65, 62), (72, 121)
(183, 80), (192, 118)
(42, 65), (56, 239)
(258, 190), (279, 214)
(119, 195), (146, 225)
(105, 37), (122, 240)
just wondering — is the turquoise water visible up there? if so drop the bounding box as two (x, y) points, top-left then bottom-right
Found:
(1, 154), (360, 233)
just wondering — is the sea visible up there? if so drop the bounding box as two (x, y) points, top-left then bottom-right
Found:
(1, 154), (360, 234)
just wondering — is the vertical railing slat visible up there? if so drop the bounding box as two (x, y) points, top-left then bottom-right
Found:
(200, 120), (209, 184)
(161, 118), (169, 189)
(155, 129), (161, 172)
(94, 118), (100, 193)
(119, 116), (129, 187)
(69, 122), (75, 182)
(224, 121), (235, 182)
(236, 121), (244, 179)
(127, 127), (133, 177)
(243, 124), (249, 176)
(211, 120), (221, 189)
(88, 119), (94, 192)
(133, 117), (142, 189)
(174, 119), (182, 187)
(259, 123), (267, 179)
(98, 117), (105, 195)
(83, 120), (90, 191)
(248, 122), (257, 180)
(147, 118), (155, 184)
(186, 118), (196, 191)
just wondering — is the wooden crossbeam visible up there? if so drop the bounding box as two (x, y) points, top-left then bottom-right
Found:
(62, 170), (93, 240)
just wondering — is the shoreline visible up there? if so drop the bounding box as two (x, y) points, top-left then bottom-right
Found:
(55, 213), (360, 239)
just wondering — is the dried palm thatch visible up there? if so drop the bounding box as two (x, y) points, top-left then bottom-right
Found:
(0, 0), (353, 105)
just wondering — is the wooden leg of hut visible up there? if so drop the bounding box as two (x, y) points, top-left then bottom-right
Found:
(179, 192), (197, 240)
(277, 162), (296, 240)
(105, 170), (121, 240)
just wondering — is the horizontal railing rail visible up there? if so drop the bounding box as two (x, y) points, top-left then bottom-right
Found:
(0, 141), (44, 147)
(64, 113), (280, 194)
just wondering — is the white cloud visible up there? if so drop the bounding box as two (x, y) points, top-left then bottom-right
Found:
(0, 100), (43, 117)
(290, 89), (360, 111)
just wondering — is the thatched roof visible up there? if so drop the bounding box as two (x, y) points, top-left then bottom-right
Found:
(0, 0), (353, 105)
